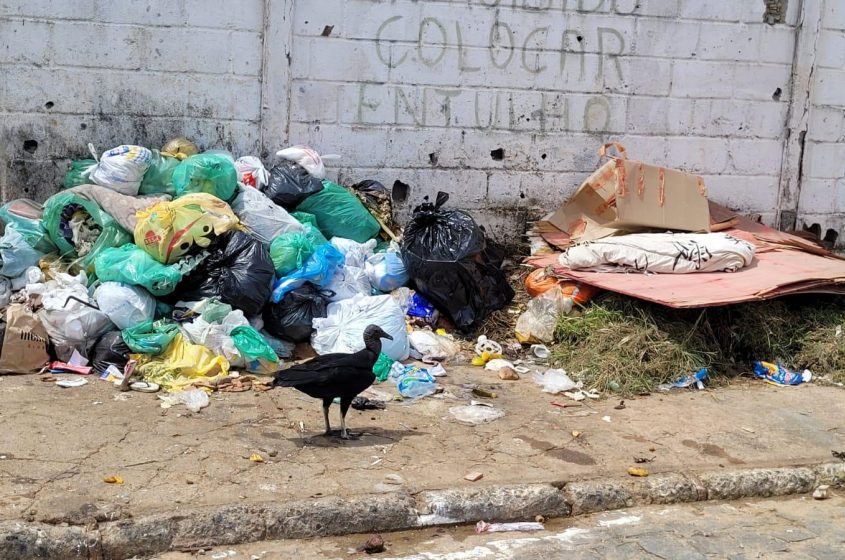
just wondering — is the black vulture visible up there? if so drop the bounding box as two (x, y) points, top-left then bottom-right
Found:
(272, 324), (393, 439)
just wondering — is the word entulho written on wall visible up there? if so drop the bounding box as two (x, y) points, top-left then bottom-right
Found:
(354, 1), (634, 134)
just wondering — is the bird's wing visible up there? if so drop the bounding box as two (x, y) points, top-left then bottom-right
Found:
(272, 349), (374, 387)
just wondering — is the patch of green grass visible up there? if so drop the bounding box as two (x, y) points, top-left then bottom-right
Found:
(552, 294), (845, 396)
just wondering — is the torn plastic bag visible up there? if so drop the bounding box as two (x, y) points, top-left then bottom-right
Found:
(38, 291), (116, 360)
(65, 184), (171, 232)
(94, 244), (185, 297)
(0, 226), (45, 278)
(365, 252), (408, 292)
(271, 242), (344, 303)
(134, 193), (240, 264)
(122, 320), (180, 354)
(270, 232), (314, 276)
(91, 331), (130, 374)
(232, 184), (304, 244)
(139, 150), (179, 196)
(311, 294), (410, 361)
(135, 334), (229, 392)
(515, 287), (571, 344)
(63, 159), (97, 189)
(261, 160), (324, 209)
(324, 265), (370, 302)
(231, 326), (279, 374)
(42, 191), (132, 277)
(330, 237), (377, 268)
(401, 192), (514, 333)
(235, 156), (269, 189)
(170, 230), (274, 316)
(88, 144), (153, 196)
(0, 199), (56, 254)
(296, 181), (380, 243)
(262, 283), (329, 343)
(172, 153), (238, 202)
(93, 282), (156, 330)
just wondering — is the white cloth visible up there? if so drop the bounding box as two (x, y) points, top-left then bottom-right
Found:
(558, 232), (756, 274)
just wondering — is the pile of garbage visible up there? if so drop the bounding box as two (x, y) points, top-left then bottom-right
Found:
(0, 139), (513, 402)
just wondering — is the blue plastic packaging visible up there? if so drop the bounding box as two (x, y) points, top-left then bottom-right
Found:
(753, 361), (810, 386)
(271, 243), (344, 302)
(390, 364), (437, 398)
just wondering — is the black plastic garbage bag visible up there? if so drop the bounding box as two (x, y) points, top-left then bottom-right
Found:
(262, 283), (329, 343)
(401, 192), (514, 333)
(168, 230), (275, 316)
(261, 160), (324, 209)
(91, 331), (130, 374)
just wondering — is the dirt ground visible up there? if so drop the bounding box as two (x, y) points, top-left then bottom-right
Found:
(0, 366), (843, 525)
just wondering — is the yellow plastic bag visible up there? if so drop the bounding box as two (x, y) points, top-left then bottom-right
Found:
(134, 193), (241, 264)
(135, 334), (230, 392)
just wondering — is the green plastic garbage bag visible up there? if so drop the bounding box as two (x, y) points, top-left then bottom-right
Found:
(290, 212), (328, 246)
(373, 352), (395, 383)
(231, 325), (278, 374)
(63, 159), (96, 189)
(0, 199), (57, 254)
(295, 181), (380, 243)
(123, 319), (180, 354)
(42, 191), (131, 276)
(93, 244), (184, 296)
(270, 232), (315, 276)
(172, 153), (238, 201)
(139, 150), (178, 196)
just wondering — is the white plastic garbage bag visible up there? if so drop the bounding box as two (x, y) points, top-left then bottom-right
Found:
(234, 156), (269, 189)
(330, 237), (377, 268)
(311, 294), (410, 360)
(38, 277), (116, 359)
(94, 282), (156, 330)
(88, 144), (153, 196)
(323, 265), (371, 302)
(276, 145), (337, 179)
(231, 184), (304, 243)
(181, 309), (249, 367)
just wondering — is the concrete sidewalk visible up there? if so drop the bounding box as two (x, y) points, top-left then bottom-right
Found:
(1, 366), (842, 527)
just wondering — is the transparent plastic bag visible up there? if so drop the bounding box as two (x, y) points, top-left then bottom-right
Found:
(449, 405), (505, 425)
(324, 265), (370, 302)
(365, 252), (408, 292)
(515, 286), (572, 344)
(232, 184), (304, 244)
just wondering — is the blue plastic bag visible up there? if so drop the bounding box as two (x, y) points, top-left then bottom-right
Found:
(365, 252), (408, 292)
(271, 243), (344, 302)
(390, 363), (437, 398)
(0, 225), (45, 278)
(753, 361), (810, 386)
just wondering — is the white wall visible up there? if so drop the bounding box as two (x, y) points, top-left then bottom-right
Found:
(1, 0), (842, 246)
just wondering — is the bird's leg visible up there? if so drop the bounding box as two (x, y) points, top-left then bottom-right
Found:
(322, 398), (333, 436)
(339, 397), (360, 440)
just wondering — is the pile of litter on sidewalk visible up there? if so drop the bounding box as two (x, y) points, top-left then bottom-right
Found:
(0, 139), (514, 407)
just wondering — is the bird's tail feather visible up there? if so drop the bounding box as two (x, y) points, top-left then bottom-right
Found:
(272, 368), (321, 387)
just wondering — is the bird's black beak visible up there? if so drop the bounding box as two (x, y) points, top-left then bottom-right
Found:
(381, 333), (394, 341)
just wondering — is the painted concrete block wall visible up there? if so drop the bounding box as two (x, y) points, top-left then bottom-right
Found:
(1, 0), (842, 244)
(288, 0), (800, 235)
(0, 0), (266, 201)
(798, 0), (845, 246)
